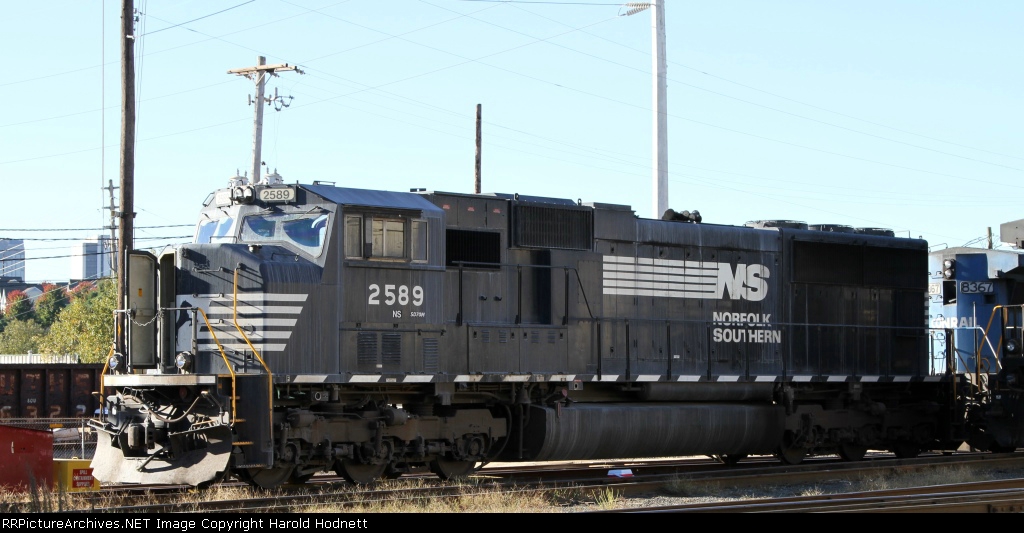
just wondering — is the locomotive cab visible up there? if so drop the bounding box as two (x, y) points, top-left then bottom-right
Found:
(92, 180), (510, 487)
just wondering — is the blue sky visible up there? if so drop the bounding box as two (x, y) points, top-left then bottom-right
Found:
(2, 0), (1022, 283)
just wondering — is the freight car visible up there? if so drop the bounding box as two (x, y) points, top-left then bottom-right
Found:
(0, 361), (103, 419)
(92, 177), (995, 488)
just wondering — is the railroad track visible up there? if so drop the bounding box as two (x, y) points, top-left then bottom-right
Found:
(592, 478), (1024, 513)
(56, 452), (1024, 513)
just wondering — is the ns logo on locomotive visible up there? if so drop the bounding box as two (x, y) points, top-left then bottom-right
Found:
(90, 173), (1024, 488)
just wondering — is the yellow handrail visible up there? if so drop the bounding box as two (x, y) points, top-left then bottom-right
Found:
(195, 307), (237, 424)
(101, 303), (241, 424)
(98, 319), (121, 408)
(973, 304), (1024, 387)
(232, 268), (274, 437)
(97, 344), (114, 416)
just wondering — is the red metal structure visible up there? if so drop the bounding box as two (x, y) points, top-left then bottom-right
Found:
(0, 424), (53, 490)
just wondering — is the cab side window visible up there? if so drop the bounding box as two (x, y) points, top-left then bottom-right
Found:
(344, 215), (363, 258)
(372, 218), (405, 258)
(345, 213), (428, 263)
(411, 219), (427, 263)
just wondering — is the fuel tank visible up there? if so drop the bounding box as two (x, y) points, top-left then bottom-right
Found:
(507, 403), (784, 461)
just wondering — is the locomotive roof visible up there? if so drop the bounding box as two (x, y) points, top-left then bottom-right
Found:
(302, 184), (443, 213)
(418, 189), (581, 207)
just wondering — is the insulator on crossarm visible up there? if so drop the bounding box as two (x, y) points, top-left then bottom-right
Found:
(620, 2), (652, 17)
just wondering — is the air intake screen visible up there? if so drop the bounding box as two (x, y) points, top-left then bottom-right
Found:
(513, 205), (593, 250)
(793, 241), (925, 289)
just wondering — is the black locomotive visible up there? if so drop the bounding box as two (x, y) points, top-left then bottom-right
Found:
(91, 178), (1006, 488)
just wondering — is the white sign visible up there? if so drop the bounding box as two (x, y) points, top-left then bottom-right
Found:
(259, 187), (296, 203)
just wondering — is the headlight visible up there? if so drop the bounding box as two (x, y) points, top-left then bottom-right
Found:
(1007, 339), (1020, 355)
(108, 354), (123, 371)
(174, 352), (193, 371)
(942, 259), (955, 279)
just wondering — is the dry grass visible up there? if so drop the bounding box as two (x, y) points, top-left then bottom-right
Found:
(0, 463), (1014, 513)
(850, 465), (981, 493)
(0, 478), (569, 514)
(656, 464), (1005, 506)
(662, 476), (718, 497)
(590, 486), (621, 510)
(306, 484), (562, 513)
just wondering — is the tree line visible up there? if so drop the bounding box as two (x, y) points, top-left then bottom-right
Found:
(0, 279), (115, 363)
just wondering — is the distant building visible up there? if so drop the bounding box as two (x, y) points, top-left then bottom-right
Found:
(0, 279), (41, 314)
(70, 236), (113, 282)
(0, 239), (25, 281)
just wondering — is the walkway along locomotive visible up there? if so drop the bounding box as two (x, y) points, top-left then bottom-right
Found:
(90, 177), (1021, 488)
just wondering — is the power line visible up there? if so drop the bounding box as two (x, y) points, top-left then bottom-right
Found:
(0, 225), (191, 231)
(495, 2), (1024, 173)
(286, 1), (1024, 190)
(142, 0), (255, 36)
(10, 236), (189, 242)
(14, 250), (143, 262)
(457, 1), (624, 4)
(1, 273), (115, 323)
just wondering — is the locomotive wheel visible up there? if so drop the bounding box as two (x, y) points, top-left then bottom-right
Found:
(383, 464), (404, 480)
(837, 443), (867, 462)
(715, 454), (747, 465)
(429, 458), (478, 481)
(891, 442), (920, 459)
(289, 471), (315, 484)
(775, 444), (807, 465)
(336, 459), (387, 485)
(242, 465), (295, 490)
(989, 444), (1017, 453)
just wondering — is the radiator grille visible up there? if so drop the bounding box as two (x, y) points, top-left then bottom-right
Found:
(357, 332), (377, 365)
(513, 204), (592, 250)
(422, 338), (439, 373)
(382, 333), (402, 367)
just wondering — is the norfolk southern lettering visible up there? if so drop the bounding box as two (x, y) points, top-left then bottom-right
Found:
(712, 311), (782, 344)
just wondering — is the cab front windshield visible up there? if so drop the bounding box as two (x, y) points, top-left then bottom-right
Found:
(239, 211), (330, 256)
(195, 211), (236, 244)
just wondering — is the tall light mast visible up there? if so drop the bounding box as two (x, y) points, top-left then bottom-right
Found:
(651, 0), (668, 219)
(622, 2), (669, 219)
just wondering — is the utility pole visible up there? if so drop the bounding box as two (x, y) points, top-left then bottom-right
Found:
(651, 0), (668, 220)
(228, 56), (303, 184)
(116, 0), (136, 358)
(475, 104), (482, 194)
(103, 179), (119, 275)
